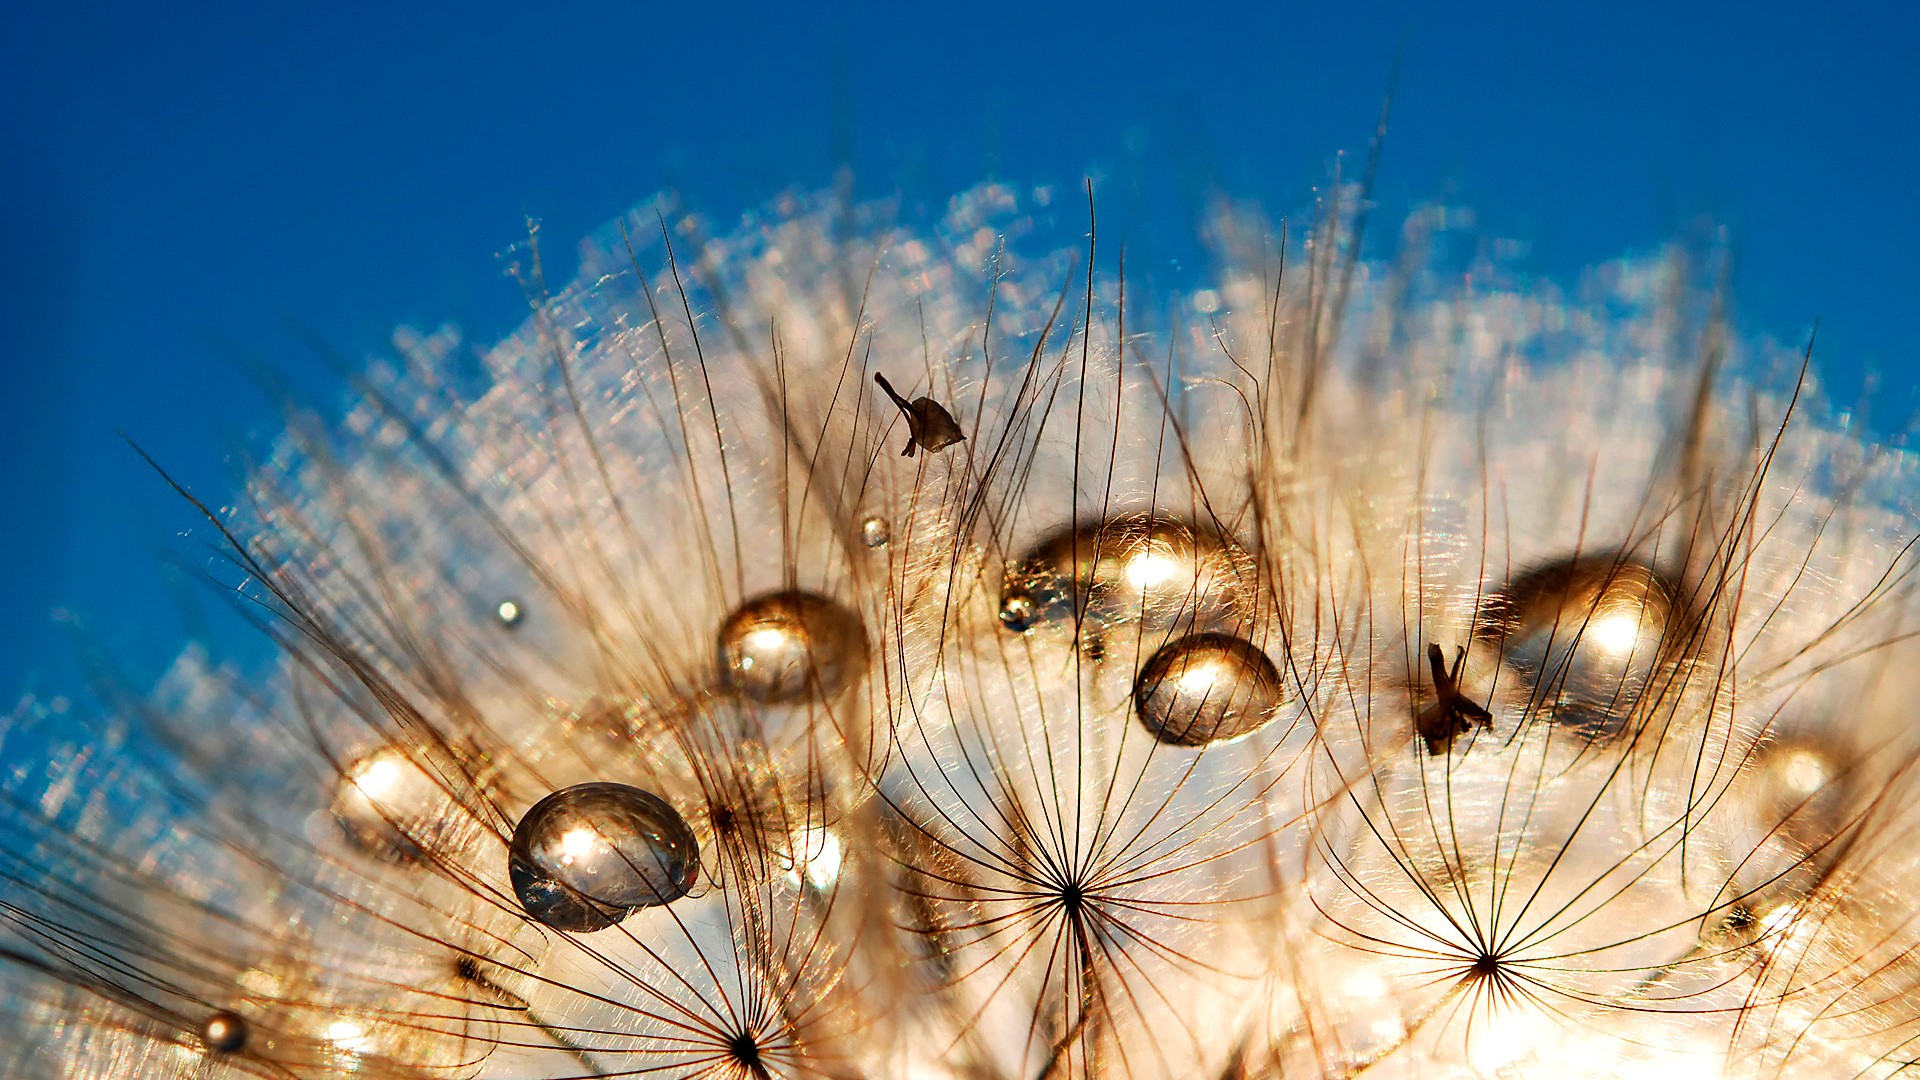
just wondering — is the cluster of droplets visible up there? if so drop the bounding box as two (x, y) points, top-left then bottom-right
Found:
(345, 512), (1286, 970)
(994, 515), (1282, 744)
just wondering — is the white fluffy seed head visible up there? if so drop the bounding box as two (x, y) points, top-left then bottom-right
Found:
(2, 180), (1917, 1078)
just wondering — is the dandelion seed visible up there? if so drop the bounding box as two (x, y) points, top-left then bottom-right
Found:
(873, 371), (965, 458)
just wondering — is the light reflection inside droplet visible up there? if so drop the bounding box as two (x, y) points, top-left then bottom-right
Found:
(325, 1019), (371, 1054)
(1176, 660), (1226, 695)
(559, 826), (603, 864)
(746, 627), (790, 654)
(1587, 611), (1644, 656)
(347, 755), (403, 800)
(1122, 548), (1188, 592)
(1777, 749), (1831, 798)
(805, 829), (842, 889)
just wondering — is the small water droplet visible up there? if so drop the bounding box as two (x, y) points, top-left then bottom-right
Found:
(332, 747), (474, 863)
(999, 592), (1039, 632)
(718, 591), (868, 703)
(200, 1011), (248, 1054)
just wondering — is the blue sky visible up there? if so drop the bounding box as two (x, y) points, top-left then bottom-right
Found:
(1, 1), (1915, 698)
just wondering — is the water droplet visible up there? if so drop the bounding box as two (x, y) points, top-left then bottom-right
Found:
(332, 747), (472, 863)
(1718, 738), (1852, 920)
(496, 599), (523, 627)
(999, 516), (1253, 641)
(860, 515), (890, 548)
(509, 782), (699, 931)
(1133, 632), (1284, 746)
(718, 591), (868, 703)
(324, 1018), (373, 1054)
(1480, 558), (1677, 739)
(200, 1011), (248, 1054)
(999, 592), (1039, 632)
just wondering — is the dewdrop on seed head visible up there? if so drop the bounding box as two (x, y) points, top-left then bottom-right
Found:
(2, 173), (1920, 1079)
(507, 781), (699, 931)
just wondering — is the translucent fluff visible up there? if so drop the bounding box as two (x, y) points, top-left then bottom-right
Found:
(3, 181), (1917, 1079)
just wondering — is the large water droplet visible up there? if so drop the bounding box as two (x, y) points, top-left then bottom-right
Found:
(1133, 632), (1284, 746)
(508, 782), (699, 931)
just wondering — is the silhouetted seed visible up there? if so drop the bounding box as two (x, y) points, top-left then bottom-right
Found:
(727, 1030), (767, 1075)
(1416, 643), (1494, 754)
(874, 371), (965, 457)
(1722, 904), (1758, 934)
